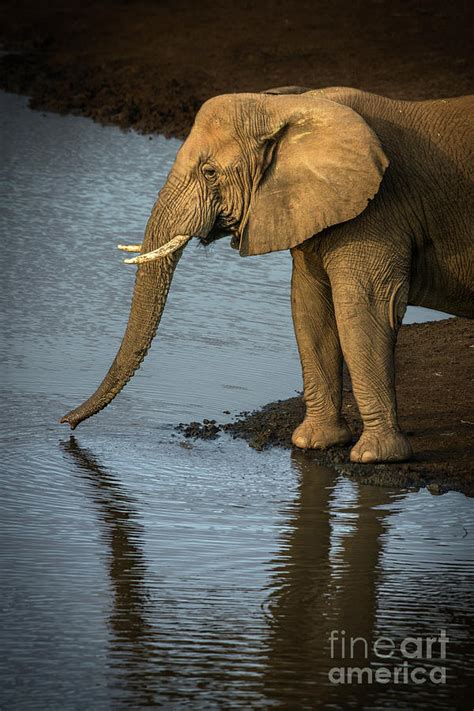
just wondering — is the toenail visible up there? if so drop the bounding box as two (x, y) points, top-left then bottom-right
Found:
(293, 437), (307, 448)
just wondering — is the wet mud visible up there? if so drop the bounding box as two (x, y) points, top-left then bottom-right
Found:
(179, 318), (474, 496)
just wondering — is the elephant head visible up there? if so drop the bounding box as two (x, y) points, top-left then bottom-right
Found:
(61, 92), (388, 429)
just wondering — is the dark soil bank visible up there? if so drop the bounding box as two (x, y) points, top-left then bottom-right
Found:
(1, 0), (473, 137)
(1, 0), (473, 491)
(181, 319), (474, 496)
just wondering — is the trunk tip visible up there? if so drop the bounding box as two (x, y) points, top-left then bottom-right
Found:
(59, 414), (78, 430)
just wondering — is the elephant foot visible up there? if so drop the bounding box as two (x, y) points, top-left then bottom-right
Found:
(292, 417), (352, 450)
(350, 429), (413, 464)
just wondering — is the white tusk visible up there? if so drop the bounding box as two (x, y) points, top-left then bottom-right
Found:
(117, 244), (142, 252)
(124, 234), (192, 264)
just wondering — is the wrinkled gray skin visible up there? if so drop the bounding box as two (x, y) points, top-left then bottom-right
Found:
(61, 87), (474, 463)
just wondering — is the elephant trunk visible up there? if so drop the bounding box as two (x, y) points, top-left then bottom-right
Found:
(60, 199), (185, 429)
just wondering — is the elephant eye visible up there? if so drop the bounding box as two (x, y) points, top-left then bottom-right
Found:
(202, 164), (218, 181)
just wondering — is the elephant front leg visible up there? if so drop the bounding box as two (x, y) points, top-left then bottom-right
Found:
(290, 248), (352, 450)
(332, 281), (413, 464)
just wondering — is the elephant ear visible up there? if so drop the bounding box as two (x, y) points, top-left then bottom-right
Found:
(239, 95), (389, 257)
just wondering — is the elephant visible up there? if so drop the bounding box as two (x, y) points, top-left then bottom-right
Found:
(61, 86), (474, 464)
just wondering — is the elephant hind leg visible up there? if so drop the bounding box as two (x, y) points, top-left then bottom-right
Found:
(331, 276), (412, 464)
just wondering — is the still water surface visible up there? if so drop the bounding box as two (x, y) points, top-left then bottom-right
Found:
(1, 92), (473, 709)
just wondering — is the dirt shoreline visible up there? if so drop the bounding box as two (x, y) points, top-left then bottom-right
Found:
(1, 0), (473, 492)
(179, 318), (474, 496)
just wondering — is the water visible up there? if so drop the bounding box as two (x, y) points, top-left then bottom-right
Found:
(1, 92), (472, 710)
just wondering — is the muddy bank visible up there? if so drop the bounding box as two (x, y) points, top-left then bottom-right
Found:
(0, 0), (473, 138)
(179, 318), (474, 496)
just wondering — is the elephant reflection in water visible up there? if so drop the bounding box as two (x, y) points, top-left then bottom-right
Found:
(63, 437), (398, 708)
(62, 438), (177, 707)
(261, 460), (474, 709)
(261, 453), (396, 708)
(62, 440), (469, 707)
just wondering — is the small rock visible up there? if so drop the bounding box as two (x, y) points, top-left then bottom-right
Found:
(427, 483), (444, 495)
